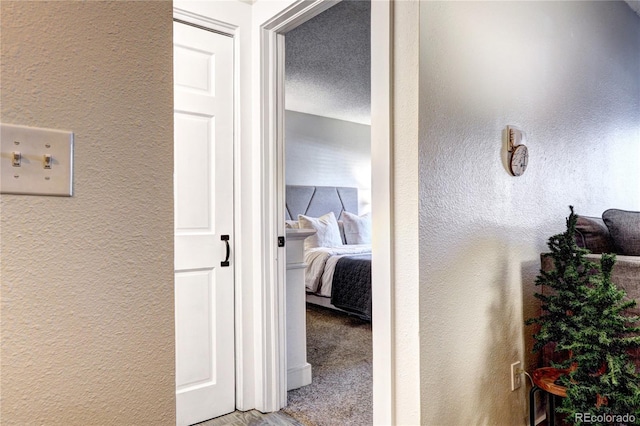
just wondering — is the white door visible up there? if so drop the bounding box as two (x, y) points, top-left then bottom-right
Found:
(173, 21), (235, 426)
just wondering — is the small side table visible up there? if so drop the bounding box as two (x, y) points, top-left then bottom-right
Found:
(529, 367), (568, 426)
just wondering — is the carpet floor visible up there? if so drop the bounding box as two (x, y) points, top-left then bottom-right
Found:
(282, 304), (372, 426)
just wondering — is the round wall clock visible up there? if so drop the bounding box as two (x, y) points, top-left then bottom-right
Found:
(509, 144), (529, 176)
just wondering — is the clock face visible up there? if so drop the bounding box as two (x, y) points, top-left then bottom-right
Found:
(510, 144), (528, 176)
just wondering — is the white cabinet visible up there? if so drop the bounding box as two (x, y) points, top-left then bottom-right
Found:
(285, 228), (315, 391)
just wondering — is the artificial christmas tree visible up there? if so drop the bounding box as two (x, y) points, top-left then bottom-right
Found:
(527, 207), (640, 425)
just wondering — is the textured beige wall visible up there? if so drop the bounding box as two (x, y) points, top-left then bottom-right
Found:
(418, 1), (640, 424)
(0, 2), (175, 424)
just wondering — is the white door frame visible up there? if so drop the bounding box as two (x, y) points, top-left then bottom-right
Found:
(258, 1), (395, 423)
(172, 6), (252, 413)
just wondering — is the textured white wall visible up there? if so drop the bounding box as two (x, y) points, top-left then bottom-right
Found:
(285, 110), (371, 213)
(418, 1), (640, 424)
(0, 2), (175, 424)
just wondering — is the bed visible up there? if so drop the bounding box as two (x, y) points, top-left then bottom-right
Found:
(285, 185), (372, 320)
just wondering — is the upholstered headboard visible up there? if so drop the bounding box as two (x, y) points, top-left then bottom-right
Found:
(285, 185), (358, 220)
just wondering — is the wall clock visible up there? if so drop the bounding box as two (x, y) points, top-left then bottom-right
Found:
(507, 126), (528, 177)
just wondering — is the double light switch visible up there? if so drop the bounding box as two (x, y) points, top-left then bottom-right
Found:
(1, 123), (74, 196)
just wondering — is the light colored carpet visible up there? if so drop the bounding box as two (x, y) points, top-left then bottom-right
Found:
(282, 304), (372, 426)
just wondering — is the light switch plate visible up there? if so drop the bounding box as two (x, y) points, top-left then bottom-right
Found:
(1, 123), (74, 196)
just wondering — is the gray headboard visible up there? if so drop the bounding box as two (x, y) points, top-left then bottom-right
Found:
(285, 185), (358, 220)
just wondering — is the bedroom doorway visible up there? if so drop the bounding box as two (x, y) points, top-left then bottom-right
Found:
(260, 0), (393, 421)
(282, 3), (372, 422)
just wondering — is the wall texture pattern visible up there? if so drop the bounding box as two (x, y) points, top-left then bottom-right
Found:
(0, 2), (175, 424)
(419, 2), (640, 424)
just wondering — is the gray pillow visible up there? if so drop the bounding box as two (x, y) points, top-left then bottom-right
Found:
(602, 209), (640, 256)
(575, 215), (614, 254)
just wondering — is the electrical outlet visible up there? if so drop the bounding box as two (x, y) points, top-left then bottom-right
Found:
(511, 361), (522, 391)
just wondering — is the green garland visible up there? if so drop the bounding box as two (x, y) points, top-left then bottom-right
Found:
(527, 207), (640, 425)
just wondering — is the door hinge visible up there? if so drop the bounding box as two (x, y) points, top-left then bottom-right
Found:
(278, 236), (285, 247)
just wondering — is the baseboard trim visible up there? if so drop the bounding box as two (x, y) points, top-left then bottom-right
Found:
(287, 363), (312, 391)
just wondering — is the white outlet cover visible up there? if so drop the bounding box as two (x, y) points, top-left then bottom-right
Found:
(511, 361), (522, 391)
(1, 123), (74, 196)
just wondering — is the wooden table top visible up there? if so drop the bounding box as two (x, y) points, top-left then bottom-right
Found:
(532, 367), (568, 398)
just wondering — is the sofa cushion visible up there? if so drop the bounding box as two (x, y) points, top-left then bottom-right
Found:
(575, 215), (615, 254)
(602, 209), (640, 256)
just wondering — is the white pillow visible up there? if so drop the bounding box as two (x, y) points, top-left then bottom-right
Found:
(340, 211), (371, 244)
(298, 212), (344, 250)
(337, 220), (347, 244)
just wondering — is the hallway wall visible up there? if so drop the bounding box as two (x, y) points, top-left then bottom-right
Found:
(0, 2), (175, 424)
(418, 2), (640, 424)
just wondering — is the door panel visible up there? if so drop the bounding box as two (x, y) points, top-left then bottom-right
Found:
(174, 113), (215, 231)
(175, 270), (216, 388)
(174, 20), (234, 426)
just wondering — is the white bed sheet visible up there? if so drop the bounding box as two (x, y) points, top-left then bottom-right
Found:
(304, 244), (372, 297)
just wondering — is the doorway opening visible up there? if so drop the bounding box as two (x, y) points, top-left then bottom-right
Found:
(259, 0), (393, 423)
(280, 1), (373, 423)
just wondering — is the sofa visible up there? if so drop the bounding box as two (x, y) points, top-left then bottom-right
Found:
(540, 209), (640, 368)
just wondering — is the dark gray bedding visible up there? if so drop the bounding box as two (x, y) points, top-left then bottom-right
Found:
(330, 254), (372, 321)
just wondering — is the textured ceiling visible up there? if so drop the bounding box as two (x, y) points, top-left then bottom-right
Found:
(285, 0), (371, 125)
(284, 0), (637, 126)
